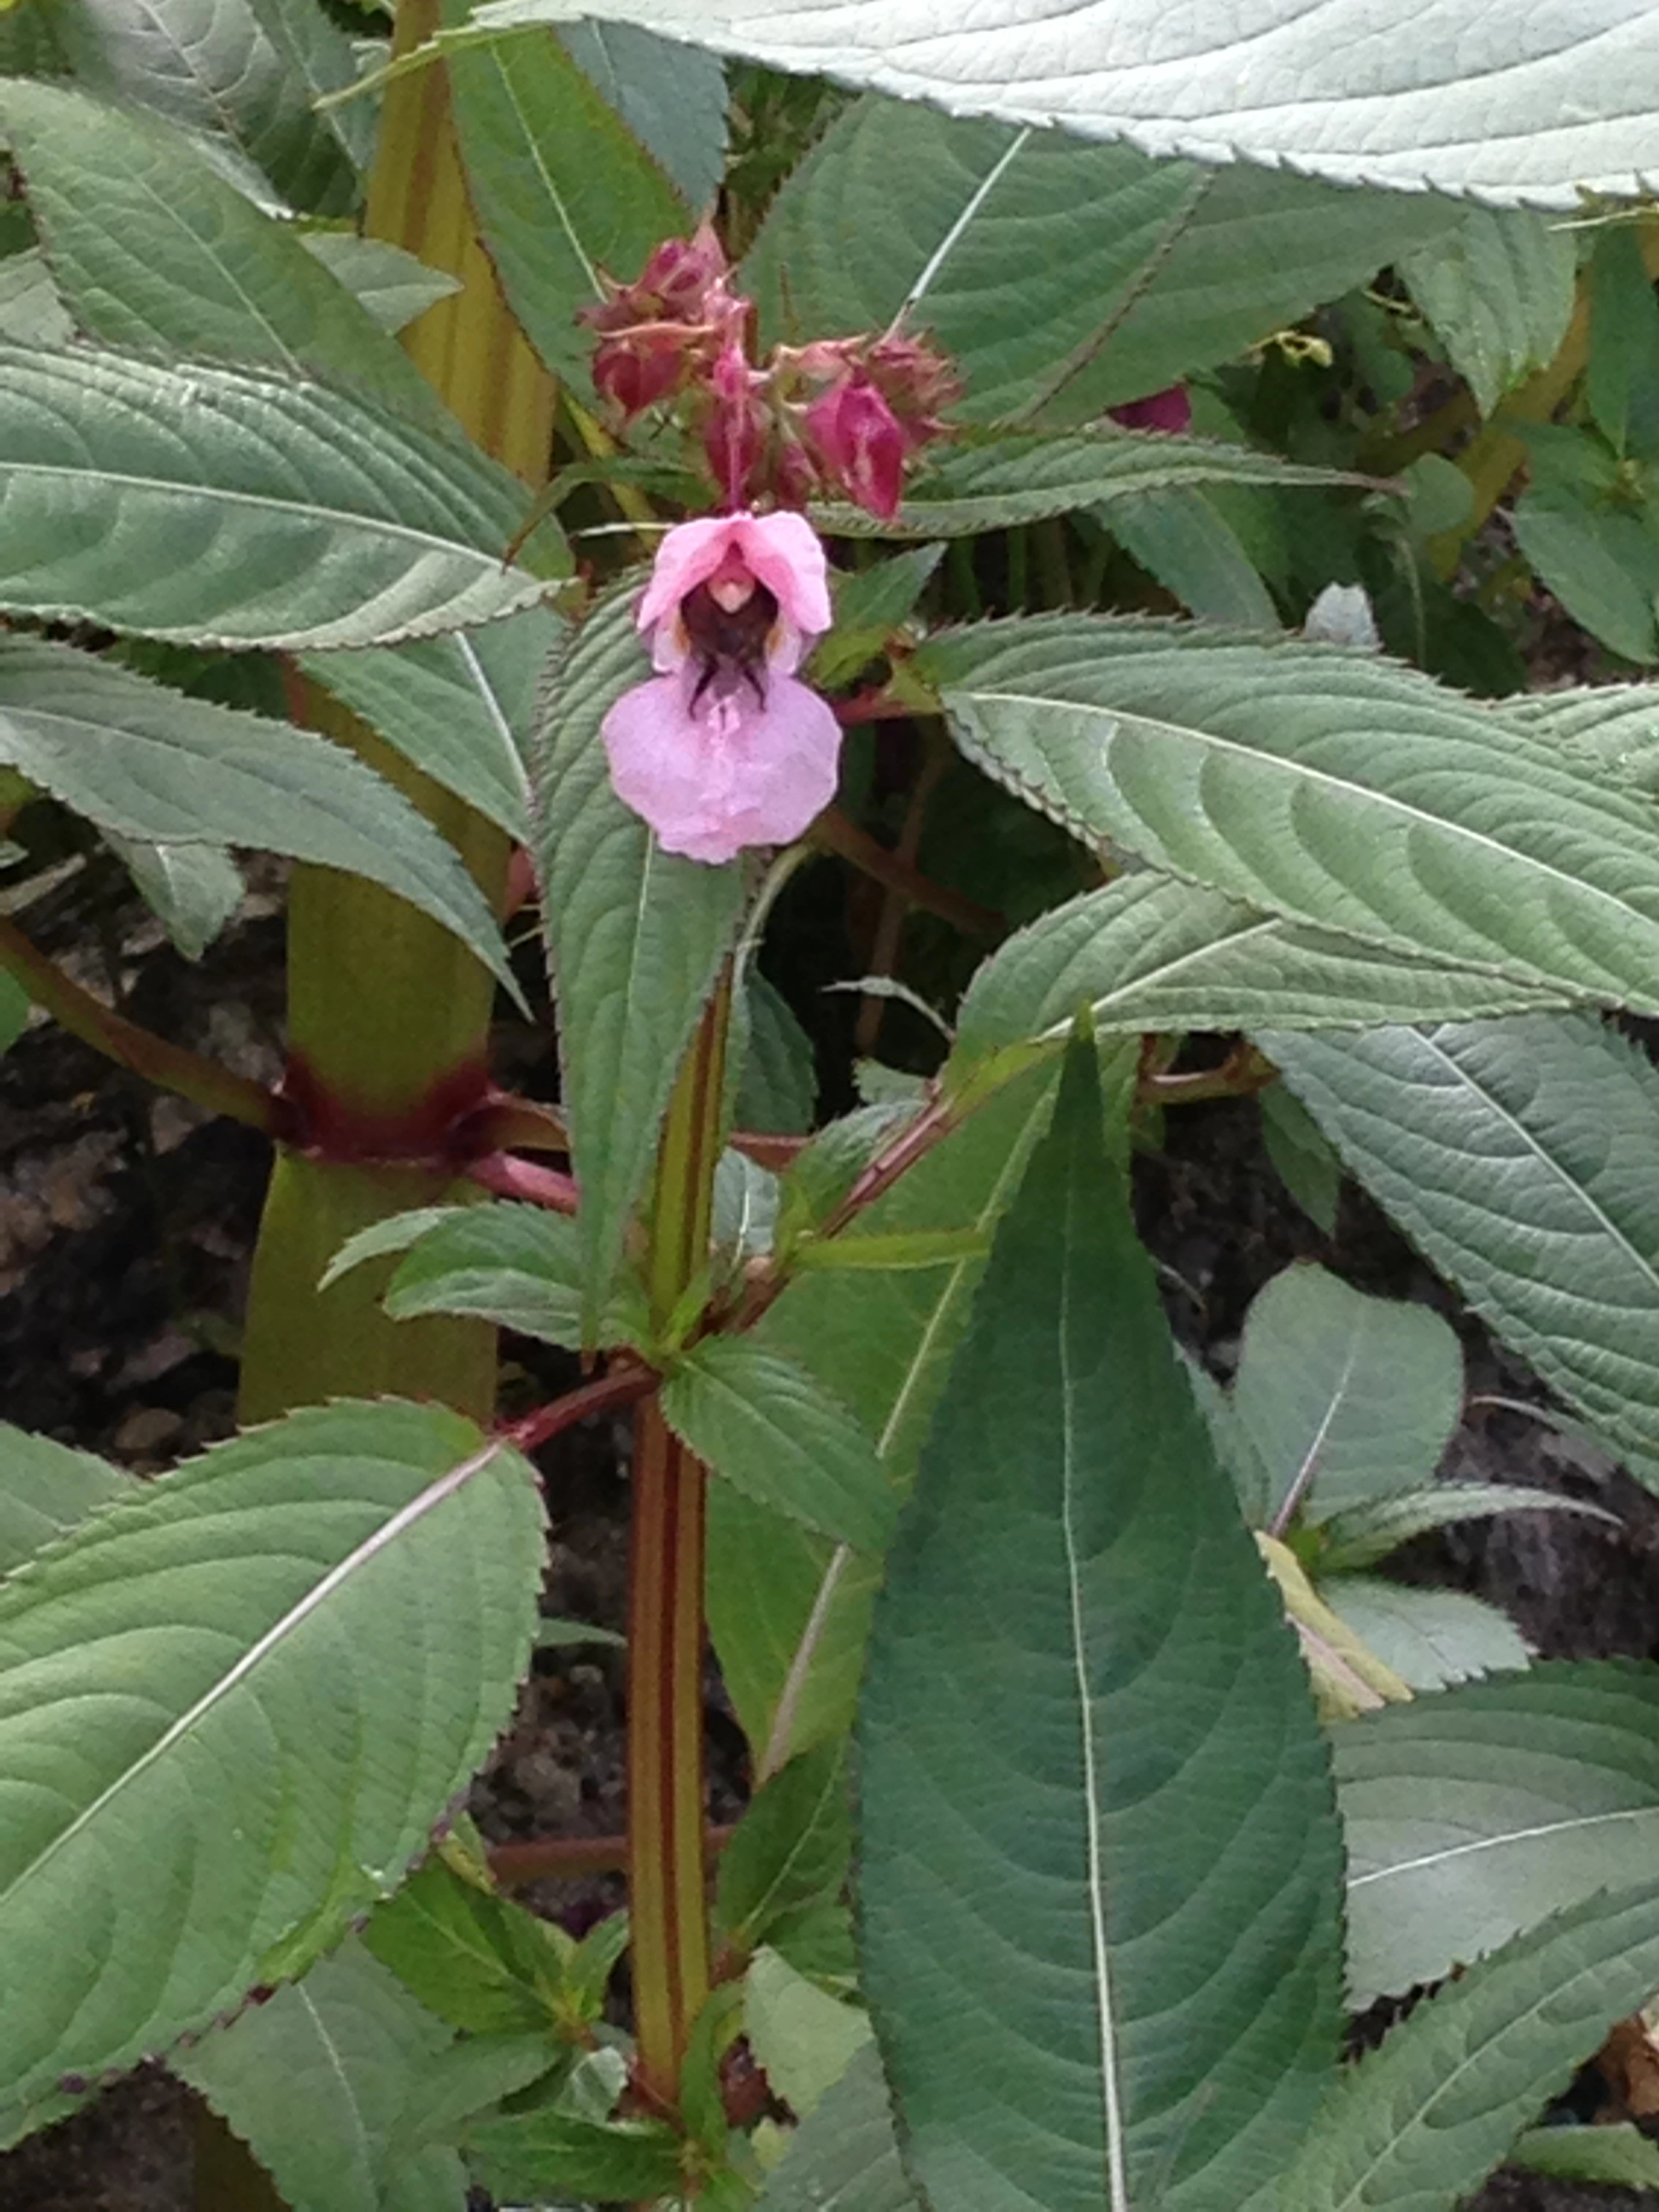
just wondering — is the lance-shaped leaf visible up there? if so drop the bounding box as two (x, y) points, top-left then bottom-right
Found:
(0, 636), (516, 991)
(301, 609), (560, 844)
(106, 832), (246, 961)
(819, 430), (1374, 538)
(0, 79), (434, 421)
(0, 343), (562, 651)
(948, 876), (1575, 1093)
(533, 589), (746, 1337)
(1276, 1877), (1659, 2212)
(858, 1040), (1344, 2212)
(174, 1939), (466, 2212)
(0, 1399), (542, 2146)
(1337, 1660), (1659, 2007)
(923, 615), (1659, 1014)
(558, 20), (726, 208)
(1263, 1017), (1659, 1488)
(447, 26), (690, 392)
(744, 95), (1456, 424)
(380, 1204), (587, 1345)
(470, 0), (1647, 207)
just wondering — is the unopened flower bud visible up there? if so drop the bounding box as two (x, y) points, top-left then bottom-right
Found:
(804, 374), (907, 521)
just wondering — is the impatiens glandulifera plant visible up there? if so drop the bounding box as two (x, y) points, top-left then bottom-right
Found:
(4, 2), (1659, 2207)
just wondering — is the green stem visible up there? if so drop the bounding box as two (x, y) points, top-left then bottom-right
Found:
(629, 981), (731, 2108)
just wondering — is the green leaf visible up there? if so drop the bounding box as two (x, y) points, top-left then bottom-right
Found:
(0, 1425), (134, 1575)
(1337, 1660), (1659, 2007)
(1319, 1481), (1614, 1573)
(49, 0), (358, 213)
(1512, 441), (1659, 665)
(447, 26), (689, 393)
(745, 1947), (872, 2121)
(1263, 1016), (1659, 1488)
(819, 428), (1372, 537)
(924, 614), (1659, 1011)
(0, 1399), (542, 2146)
(174, 1938), (466, 2212)
(1261, 1084), (1342, 1235)
(1231, 1263), (1464, 1527)
(469, 2104), (687, 2203)
(557, 20), (726, 209)
(716, 1741), (849, 1956)
(468, 0), (1659, 209)
(1510, 2123), (1659, 2188)
(1587, 224), (1659, 459)
(241, 0), (377, 181)
(662, 1337), (894, 1550)
(104, 832), (245, 961)
(735, 970), (818, 1135)
(533, 588), (746, 1336)
(743, 94), (1457, 424)
(299, 234), (462, 335)
(0, 79), (434, 422)
(1320, 1576), (1530, 1694)
(1399, 207), (1576, 417)
(1106, 485), (1279, 630)
(364, 1854), (575, 2034)
(757, 2043), (916, 2212)
(0, 343), (562, 651)
(380, 1204), (588, 1345)
(0, 247), (73, 346)
(319, 1208), (469, 1290)
(0, 968), (28, 1057)
(1276, 1877), (1659, 2212)
(948, 878), (1574, 1089)
(858, 1039), (1345, 2212)
(0, 636), (516, 993)
(301, 610), (557, 843)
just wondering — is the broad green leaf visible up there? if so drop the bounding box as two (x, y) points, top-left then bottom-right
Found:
(534, 589), (745, 1336)
(0, 969), (28, 1057)
(0, 1399), (542, 2146)
(1399, 207), (1576, 417)
(1507, 673), (1659, 790)
(744, 1947), (872, 2121)
(743, 96), (1456, 424)
(1261, 1084), (1342, 1235)
(662, 1337), (893, 1550)
(948, 878), (1574, 1090)
(0, 637), (516, 992)
(1321, 1576), (1530, 1694)
(1263, 1017), (1659, 1488)
(0, 344), (562, 651)
(818, 428), (1372, 537)
(50, 0), (358, 212)
(1231, 1264), (1463, 1526)
(365, 1854), (574, 2034)
(924, 614), (1659, 1012)
(381, 1204), (587, 1344)
(1337, 1660), (1659, 2007)
(299, 235), (462, 335)
(1318, 1481), (1614, 1572)
(558, 19), (726, 208)
(1511, 2123), (1659, 2188)
(757, 2043), (916, 2212)
(174, 1938), (465, 2212)
(1586, 224), (1659, 459)
(0, 79), (433, 420)
(470, 0), (1659, 209)
(301, 607), (559, 842)
(1512, 434), (1659, 664)
(103, 832), (245, 961)
(447, 26), (689, 392)
(0, 1425), (133, 1575)
(1276, 1877), (1659, 2212)
(858, 1040), (1345, 2212)
(716, 1740), (849, 1956)
(1106, 485), (1279, 630)
(734, 970), (818, 1135)
(469, 2104), (687, 2203)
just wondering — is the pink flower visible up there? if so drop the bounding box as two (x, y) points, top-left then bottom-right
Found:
(601, 511), (842, 865)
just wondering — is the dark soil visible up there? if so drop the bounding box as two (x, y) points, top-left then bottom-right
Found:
(1, 867), (1656, 2207)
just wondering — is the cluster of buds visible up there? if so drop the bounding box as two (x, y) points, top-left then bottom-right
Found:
(581, 224), (959, 520)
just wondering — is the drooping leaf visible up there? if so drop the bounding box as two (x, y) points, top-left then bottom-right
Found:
(662, 1337), (893, 1551)
(174, 1938), (466, 2212)
(1260, 1084), (1342, 1235)
(0, 79), (434, 420)
(1322, 1576), (1531, 1697)
(533, 587), (746, 1337)
(468, 0), (1659, 209)
(1337, 1660), (1659, 2007)
(299, 235), (462, 335)
(102, 832), (245, 961)
(733, 970), (818, 1135)
(0, 344), (562, 650)
(1399, 206), (1576, 417)
(715, 1740), (850, 1957)
(742, 94), (1457, 423)
(1263, 1017), (1659, 1488)
(380, 1204), (589, 1345)
(1106, 485), (1279, 629)
(947, 876), (1575, 1094)
(858, 1039), (1345, 2211)
(923, 614), (1659, 1012)
(49, 0), (359, 212)
(1318, 1482), (1614, 1573)
(558, 20), (726, 210)
(744, 1947), (872, 2122)
(0, 636), (516, 991)
(1276, 1877), (1659, 2212)
(0, 1425), (134, 1576)
(1230, 1264), (1464, 1527)
(301, 609), (558, 842)
(447, 26), (689, 392)
(0, 1399), (543, 2146)
(817, 428), (1374, 537)
(364, 1853), (575, 2034)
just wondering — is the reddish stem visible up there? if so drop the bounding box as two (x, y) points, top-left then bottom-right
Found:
(467, 1152), (580, 1210)
(488, 1822), (737, 1887)
(812, 806), (1003, 942)
(503, 1363), (657, 1456)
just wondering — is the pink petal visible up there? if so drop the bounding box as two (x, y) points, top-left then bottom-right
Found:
(729, 511), (833, 637)
(601, 668), (842, 865)
(637, 516), (737, 632)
